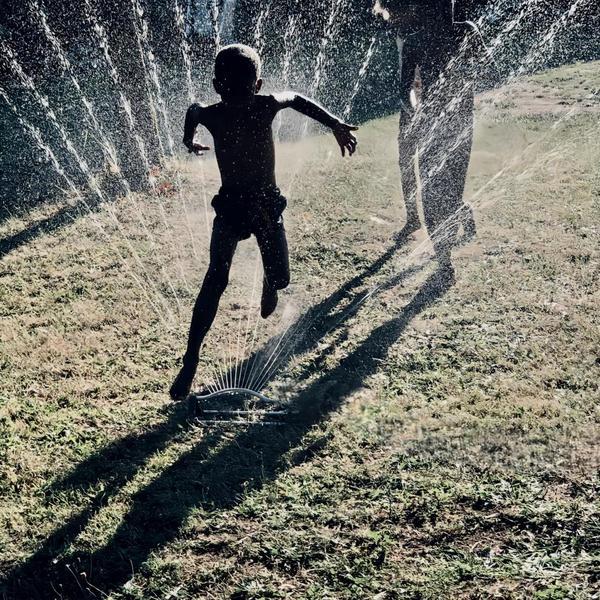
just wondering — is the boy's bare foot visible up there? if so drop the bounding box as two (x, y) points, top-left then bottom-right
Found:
(261, 283), (279, 319)
(170, 358), (198, 401)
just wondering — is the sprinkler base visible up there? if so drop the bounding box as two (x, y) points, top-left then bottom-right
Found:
(188, 387), (296, 426)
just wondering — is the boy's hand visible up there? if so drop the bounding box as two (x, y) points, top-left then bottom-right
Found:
(332, 122), (358, 157)
(372, 0), (391, 24)
(188, 142), (211, 156)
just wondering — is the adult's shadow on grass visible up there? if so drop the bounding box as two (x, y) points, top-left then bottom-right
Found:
(81, 268), (451, 596)
(0, 230), (426, 598)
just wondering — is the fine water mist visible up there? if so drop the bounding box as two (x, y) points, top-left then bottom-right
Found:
(1, 0), (598, 400)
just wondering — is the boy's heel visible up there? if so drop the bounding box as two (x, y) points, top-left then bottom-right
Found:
(170, 358), (199, 401)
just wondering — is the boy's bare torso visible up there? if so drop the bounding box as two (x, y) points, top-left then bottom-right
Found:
(184, 92), (354, 190)
(186, 94), (298, 189)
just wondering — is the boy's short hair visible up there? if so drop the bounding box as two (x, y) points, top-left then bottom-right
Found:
(215, 44), (262, 95)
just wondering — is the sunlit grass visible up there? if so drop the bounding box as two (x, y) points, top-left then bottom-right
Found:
(0, 62), (599, 598)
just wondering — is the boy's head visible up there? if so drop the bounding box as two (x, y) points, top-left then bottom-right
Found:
(214, 44), (263, 99)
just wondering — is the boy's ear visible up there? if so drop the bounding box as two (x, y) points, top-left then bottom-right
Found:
(213, 78), (223, 95)
(255, 78), (263, 93)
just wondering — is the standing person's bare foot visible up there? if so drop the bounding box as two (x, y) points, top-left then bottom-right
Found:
(462, 204), (477, 241)
(261, 280), (279, 319)
(170, 357), (198, 401)
(435, 254), (456, 288)
(395, 213), (421, 242)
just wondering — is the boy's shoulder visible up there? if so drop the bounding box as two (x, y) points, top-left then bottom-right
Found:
(257, 93), (282, 112)
(190, 101), (223, 126)
(205, 95), (278, 111)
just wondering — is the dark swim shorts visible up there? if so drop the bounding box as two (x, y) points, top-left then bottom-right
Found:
(211, 185), (290, 290)
(211, 185), (287, 240)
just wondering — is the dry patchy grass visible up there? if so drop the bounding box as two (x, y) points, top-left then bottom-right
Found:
(0, 62), (599, 599)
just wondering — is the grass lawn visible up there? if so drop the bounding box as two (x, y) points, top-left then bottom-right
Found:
(0, 62), (599, 599)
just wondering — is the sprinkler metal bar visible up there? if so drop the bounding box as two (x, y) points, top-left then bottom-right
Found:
(189, 387), (280, 405)
(201, 410), (294, 417)
(189, 387), (295, 425)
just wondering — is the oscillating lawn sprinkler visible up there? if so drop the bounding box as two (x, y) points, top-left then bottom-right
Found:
(188, 387), (298, 426)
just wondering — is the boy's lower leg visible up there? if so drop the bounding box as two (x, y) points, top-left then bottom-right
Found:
(257, 219), (290, 320)
(170, 220), (237, 400)
(170, 279), (228, 400)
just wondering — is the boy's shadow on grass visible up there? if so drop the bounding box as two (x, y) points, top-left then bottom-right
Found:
(1, 230), (451, 599)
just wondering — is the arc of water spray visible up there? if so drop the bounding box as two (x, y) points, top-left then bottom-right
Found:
(286, 0), (347, 196)
(81, 0), (196, 298)
(0, 84), (172, 327)
(253, 0), (272, 56)
(0, 85), (81, 202)
(173, 0), (213, 239)
(234, 256), (262, 389)
(342, 35), (378, 121)
(211, 0), (222, 53)
(30, 2), (161, 243)
(274, 13), (299, 142)
(174, 0), (195, 104)
(309, 0), (347, 97)
(29, 2), (121, 178)
(130, 0), (176, 157)
(132, 0), (208, 282)
(81, 0), (155, 186)
(1, 41), (179, 322)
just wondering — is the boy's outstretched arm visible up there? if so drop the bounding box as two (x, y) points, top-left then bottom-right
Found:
(183, 103), (211, 155)
(275, 92), (358, 157)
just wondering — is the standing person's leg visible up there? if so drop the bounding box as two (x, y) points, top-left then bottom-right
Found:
(397, 38), (421, 233)
(255, 215), (290, 319)
(419, 57), (474, 279)
(170, 217), (239, 399)
(419, 93), (461, 277)
(448, 88), (477, 239)
(399, 110), (420, 233)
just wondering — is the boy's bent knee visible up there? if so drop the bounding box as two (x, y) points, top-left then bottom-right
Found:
(266, 269), (289, 291)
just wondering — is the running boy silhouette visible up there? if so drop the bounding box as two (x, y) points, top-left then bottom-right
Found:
(171, 44), (358, 400)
